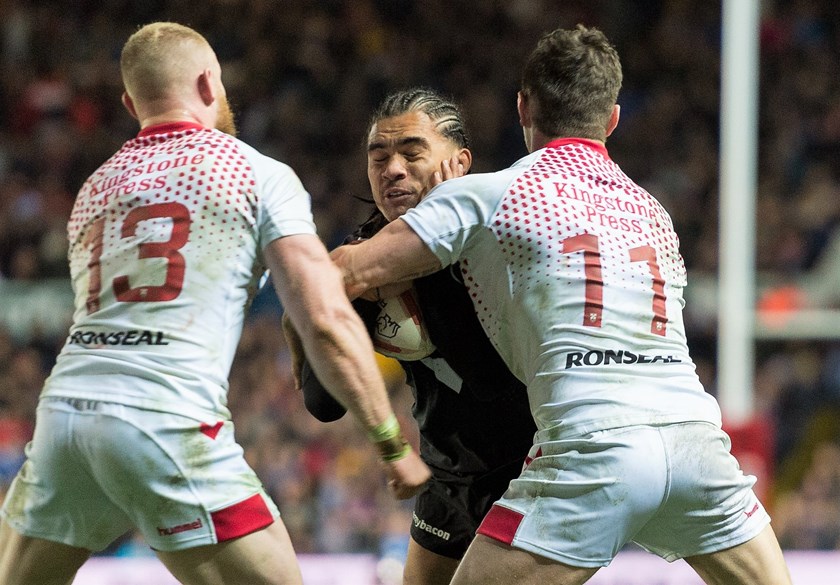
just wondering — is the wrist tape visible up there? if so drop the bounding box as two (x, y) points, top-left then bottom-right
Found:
(368, 414), (412, 462)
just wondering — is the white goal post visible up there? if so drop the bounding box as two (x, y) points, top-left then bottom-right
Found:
(717, 0), (840, 424)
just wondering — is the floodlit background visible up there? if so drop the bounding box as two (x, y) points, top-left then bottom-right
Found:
(1, 0), (839, 582)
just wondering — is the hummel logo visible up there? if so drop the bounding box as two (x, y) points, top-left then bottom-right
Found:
(157, 518), (202, 536)
(744, 503), (759, 518)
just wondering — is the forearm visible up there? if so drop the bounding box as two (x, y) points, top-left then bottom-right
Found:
(331, 219), (442, 300)
(267, 235), (406, 445)
(299, 308), (391, 429)
(267, 233), (429, 495)
(299, 311), (412, 460)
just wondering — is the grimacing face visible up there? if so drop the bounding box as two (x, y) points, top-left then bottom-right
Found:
(366, 111), (463, 222)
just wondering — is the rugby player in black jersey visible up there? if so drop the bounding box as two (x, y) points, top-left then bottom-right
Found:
(293, 88), (535, 585)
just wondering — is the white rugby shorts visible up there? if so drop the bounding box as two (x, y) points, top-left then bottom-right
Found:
(1, 397), (280, 552)
(477, 422), (769, 567)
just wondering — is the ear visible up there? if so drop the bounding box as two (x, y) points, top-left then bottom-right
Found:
(121, 92), (138, 120)
(457, 148), (473, 173)
(517, 91), (532, 128)
(606, 104), (620, 137)
(197, 69), (215, 106)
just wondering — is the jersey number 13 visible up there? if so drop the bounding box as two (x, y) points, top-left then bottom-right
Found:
(83, 202), (191, 313)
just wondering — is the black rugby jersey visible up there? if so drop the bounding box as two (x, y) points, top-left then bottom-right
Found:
(301, 211), (535, 476)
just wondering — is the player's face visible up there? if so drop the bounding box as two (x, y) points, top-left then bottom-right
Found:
(367, 111), (461, 222)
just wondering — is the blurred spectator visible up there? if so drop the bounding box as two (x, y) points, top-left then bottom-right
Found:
(774, 437), (840, 549)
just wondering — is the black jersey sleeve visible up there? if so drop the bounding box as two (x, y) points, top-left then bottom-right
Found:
(299, 296), (381, 422)
(300, 358), (347, 422)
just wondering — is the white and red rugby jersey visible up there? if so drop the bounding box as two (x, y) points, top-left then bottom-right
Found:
(44, 122), (315, 420)
(401, 138), (721, 440)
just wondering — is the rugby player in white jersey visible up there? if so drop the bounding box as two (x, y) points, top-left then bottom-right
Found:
(329, 25), (792, 585)
(0, 22), (429, 585)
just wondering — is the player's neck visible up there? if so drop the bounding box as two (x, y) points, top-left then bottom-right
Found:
(140, 110), (208, 130)
(532, 132), (606, 153)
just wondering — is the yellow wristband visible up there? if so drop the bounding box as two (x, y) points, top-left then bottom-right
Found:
(379, 441), (412, 462)
(368, 414), (400, 443)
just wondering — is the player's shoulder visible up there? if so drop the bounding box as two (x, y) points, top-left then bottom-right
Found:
(429, 164), (525, 201)
(211, 132), (307, 195)
(214, 132), (293, 173)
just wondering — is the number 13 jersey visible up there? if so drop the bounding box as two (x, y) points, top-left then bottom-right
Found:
(44, 122), (316, 421)
(401, 138), (722, 441)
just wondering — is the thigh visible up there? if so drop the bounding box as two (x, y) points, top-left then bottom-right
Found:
(403, 536), (461, 585)
(685, 524), (792, 585)
(450, 534), (597, 585)
(0, 519), (91, 585)
(156, 519), (303, 585)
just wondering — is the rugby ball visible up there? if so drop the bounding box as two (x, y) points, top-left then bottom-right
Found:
(372, 288), (435, 361)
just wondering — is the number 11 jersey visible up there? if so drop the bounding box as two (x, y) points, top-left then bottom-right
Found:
(401, 138), (722, 441)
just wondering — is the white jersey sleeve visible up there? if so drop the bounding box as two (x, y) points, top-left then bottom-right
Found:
(401, 167), (518, 265)
(44, 123), (315, 421)
(401, 140), (722, 439)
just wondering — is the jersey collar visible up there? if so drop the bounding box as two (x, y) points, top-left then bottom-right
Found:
(137, 121), (206, 138)
(542, 137), (610, 160)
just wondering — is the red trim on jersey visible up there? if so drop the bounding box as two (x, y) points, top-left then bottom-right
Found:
(477, 504), (524, 545)
(524, 446), (543, 467)
(543, 138), (610, 160)
(211, 494), (274, 542)
(138, 121), (206, 138)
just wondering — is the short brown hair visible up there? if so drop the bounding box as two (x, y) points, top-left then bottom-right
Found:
(521, 25), (622, 141)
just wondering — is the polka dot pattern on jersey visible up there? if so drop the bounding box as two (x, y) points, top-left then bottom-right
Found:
(466, 142), (687, 339)
(67, 127), (260, 308)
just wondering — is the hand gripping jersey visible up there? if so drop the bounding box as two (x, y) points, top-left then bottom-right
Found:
(401, 138), (722, 441)
(44, 122), (315, 421)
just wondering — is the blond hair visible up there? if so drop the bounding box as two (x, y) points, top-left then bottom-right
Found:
(120, 22), (213, 102)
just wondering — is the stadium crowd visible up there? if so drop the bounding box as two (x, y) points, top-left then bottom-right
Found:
(1, 0), (840, 560)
